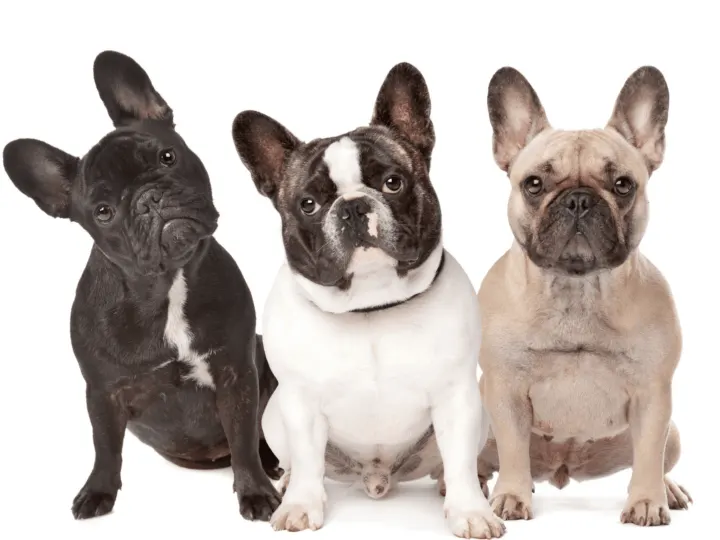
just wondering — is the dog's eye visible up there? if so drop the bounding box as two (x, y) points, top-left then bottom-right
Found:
(613, 176), (634, 196)
(300, 197), (319, 215)
(382, 175), (403, 194)
(523, 176), (544, 195)
(94, 204), (115, 223)
(158, 148), (176, 167)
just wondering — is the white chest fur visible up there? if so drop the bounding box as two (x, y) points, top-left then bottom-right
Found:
(163, 270), (215, 389)
(262, 249), (481, 461)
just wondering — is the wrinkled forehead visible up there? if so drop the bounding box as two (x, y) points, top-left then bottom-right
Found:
(511, 129), (649, 187)
(282, 126), (413, 198)
(79, 131), (162, 193)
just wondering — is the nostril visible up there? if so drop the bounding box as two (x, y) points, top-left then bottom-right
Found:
(354, 200), (370, 216)
(340, 207), (351, 220)
(150, 192), (162, 204)
(136, 202), (150, 215)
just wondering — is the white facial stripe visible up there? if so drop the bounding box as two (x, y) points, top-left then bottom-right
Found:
(367, 212), (378, 237)
(323, 137), (363, 194)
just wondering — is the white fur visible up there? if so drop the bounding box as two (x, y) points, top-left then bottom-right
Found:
(366, 212), (379, 237)
(164, 270), (215, 388)
(295, 244), (443, 314)
(323, 137), (363, 194)
(261, 244), (498, 533)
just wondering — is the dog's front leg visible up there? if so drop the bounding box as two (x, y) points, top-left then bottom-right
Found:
(270, 387), (328, 532)
(432, 377), (506, 538)
(484, 373), (534, 520)
(621, 382), (673, 526)
(214, 352), (282, 522)
(72, 386), (127, 519)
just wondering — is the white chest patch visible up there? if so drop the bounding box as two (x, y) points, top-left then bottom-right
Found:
(263, 249), (481, 457)
(164, 269), (215, 389)
(323, 137), (363, 194)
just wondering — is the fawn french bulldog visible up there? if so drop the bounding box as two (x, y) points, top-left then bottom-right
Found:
(231, 63), (504, 538)
(2, 51), (281, 521)
(475, 65), (691, 526)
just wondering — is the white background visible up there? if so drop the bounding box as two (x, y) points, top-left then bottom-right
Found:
(0, 1), (716, 538)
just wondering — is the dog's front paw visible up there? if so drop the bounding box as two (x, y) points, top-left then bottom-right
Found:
(72, 486), (117, 519)
(271, 498), (325, 532)
(490, 492), (533, 520)
(445, 507), (506, 539)
(620, 497), (671, 526)
(665, 477), (692, 510)
(236, 476), (282, 522)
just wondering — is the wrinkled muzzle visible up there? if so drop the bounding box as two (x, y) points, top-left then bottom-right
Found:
(321, 193), (401, 259)
(129, 180), (219, 273)
(529, 187), (628, 275)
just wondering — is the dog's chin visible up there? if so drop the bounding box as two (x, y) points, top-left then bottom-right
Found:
(526, 233), (631, 277)
(344, 232), (421, 266)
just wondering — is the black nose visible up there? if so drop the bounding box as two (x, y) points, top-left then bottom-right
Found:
(339, 198), (370, 222)
(135, 188), (164, 215)
(564, 189), (594, 218)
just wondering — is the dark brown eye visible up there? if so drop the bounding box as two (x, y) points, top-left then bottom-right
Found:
(383, 175), (403, 194)
(614, 176), (634, 196)
(523, 176), (543, 195)
(94, 204), (115, 223)
(300, 197), (319, 215)
(159, 148), (176, 167)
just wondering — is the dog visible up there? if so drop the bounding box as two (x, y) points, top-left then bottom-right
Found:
(474, 65), (692, 526)
(2, 51), (281, 521)
(231, 63), (505, 538)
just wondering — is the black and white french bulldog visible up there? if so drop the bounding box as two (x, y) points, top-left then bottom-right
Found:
(2, 51), (281, 521)
(231, 63), (504, 538)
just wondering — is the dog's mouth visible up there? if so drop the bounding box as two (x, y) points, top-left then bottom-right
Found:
(160, 217), (216, 260)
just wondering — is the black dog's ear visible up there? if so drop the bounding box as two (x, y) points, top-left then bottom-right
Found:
(232, 111), (301, 205)
(371, 62), (435, 166)
(3, 139), (79, 219)
(487, 67), (551, 172)
(607, 66), (669, 173)
(93, 50), (174, 127)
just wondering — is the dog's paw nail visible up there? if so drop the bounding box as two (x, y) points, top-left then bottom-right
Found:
(621, 498), (671, 527)
(490, 493), (532, 521)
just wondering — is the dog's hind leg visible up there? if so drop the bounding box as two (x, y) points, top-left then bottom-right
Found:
(568, 421), (691, 510)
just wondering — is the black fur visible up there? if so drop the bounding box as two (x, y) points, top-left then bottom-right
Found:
(2, 50), (281, 521)
(232, 63), (442, 292)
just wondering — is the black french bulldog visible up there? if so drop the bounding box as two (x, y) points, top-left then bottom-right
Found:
(2, 51), (281, 521)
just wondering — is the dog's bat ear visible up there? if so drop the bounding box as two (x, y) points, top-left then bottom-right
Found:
(232, 110), (301, 207)
(487, 67), (551, 172)
(3, 138), (79, 219)
(371, 62), (435, 168)
(94, 50), (174, 128)
(607, 66), (669, 173)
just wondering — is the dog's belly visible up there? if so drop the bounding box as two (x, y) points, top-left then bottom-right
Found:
(322, 384), (437, 482)
(325, 380), (431, 449)
(125, 375), (228, 461)
(528, 352), (629, 441)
